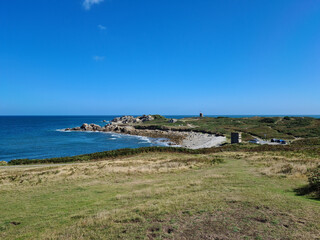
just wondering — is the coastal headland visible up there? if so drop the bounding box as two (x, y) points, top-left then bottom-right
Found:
(64, 114), (320, 148)
(65, 115), (227, 149)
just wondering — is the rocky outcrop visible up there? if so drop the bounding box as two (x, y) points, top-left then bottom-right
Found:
(65, 115), (155, 133)
(103, 124), (136, 134)
(63, 115), (225, 148)
(111, 115), (154, 124)
(65, 123), (102, 132)
(64, 115), (185, 144)
(81, 123), (102, 131)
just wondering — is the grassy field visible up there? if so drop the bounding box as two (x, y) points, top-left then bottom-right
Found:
(1, 150), (319, 239)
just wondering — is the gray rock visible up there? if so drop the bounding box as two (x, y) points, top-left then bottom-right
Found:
(138, 115), (154, 122)
(80, 123), (89, 130)
(121, 126), (135, 134)
(111, 117), (121, 123)
(90, 124), (102, 131)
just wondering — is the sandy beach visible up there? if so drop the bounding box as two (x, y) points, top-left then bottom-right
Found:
(179, 132), (226, 149)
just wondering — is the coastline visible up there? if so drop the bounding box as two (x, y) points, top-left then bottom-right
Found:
(63, 115), (227, 149)
(64, 127), (226, 149)
(117, 131), (226, 149)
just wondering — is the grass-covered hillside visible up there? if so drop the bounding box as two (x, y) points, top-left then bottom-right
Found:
(1, 117), (319, 239)
(1, 141), (320, 239)
(141, 116), (320, 141)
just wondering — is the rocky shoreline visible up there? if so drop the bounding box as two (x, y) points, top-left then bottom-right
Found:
(64, 115), (226, 149)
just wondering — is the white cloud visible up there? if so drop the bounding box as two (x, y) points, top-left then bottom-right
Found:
(93, 56), (105, 61)
(98, 24), (106, 30)
(83, 0), (104, 10)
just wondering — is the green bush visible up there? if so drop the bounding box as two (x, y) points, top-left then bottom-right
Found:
(8, 147), (203, 165)
(308, 165), (320, 193)
(259, 118), (276, 124)
(283, 116), (291, 120)
(291, 138), (320, 146)
(151, 115), (167, 120)
(287, 117), (312, 127)
(0, 161), (7, 166)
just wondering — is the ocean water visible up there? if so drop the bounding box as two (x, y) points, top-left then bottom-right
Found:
(1, 115), (319, 162)
(0, 116), (167, 162)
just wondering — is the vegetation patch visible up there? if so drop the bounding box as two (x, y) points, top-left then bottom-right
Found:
(151, 114), (167, 120)
(306, 165), (320, 197)
(259, 117), (276, 124)
(138, 116), (320, 140)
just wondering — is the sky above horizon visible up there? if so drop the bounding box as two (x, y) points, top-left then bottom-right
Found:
(1, 0), (320, 115)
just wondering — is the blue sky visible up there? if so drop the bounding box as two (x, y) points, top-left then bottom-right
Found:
(1, 0), (320, 115)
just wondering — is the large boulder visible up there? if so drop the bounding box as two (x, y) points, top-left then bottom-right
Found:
(79, 123), (102, 131)
(111, 116), (136, 124)
(110, 115), (155, 124)
(134, 118), (141, 123)
(138, 115), (154, 122)
(80, 123), (90, 130)
(89, 124), (102, 131)
(121, 126), (135, 134)
(111, 117), (121, 123)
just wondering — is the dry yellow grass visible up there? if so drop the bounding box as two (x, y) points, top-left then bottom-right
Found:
(211, 151), (320, 179)
(0, 151), (319, 240)
(0, 153), (218, 187)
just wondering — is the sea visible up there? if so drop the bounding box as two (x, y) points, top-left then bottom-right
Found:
(1, 115), (319, 162)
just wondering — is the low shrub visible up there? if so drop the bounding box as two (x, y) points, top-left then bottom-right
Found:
(8, 147), (205, 165)
(287, 117), (313, 127)
(259, 118), (276, 124)
(307, 165), (320, 194)
(291, 138), (320, 146)
(0, 161), (7, 166)
(151, 115), (167, 120)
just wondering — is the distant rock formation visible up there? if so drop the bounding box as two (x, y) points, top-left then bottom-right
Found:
(64, 115), (186, 144)
(111, 115), (154, 124)
(65, 123), (102, 131)
(65, 115), (155, 133)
